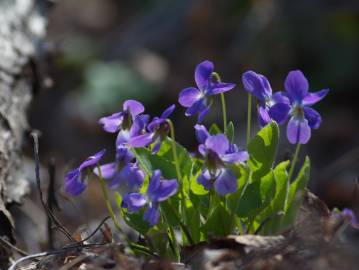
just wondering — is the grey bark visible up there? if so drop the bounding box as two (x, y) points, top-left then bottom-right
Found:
(0, 0), (47, 263)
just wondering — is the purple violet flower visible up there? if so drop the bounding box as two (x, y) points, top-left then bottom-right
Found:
(342, 208), (359, 229)
(65, 149), (106, 196)
(270, 70), (329, 144)
(129, 104), (175, 154)
(115, 114), (150, 162)
(99, 100), (145, 133)
(122, 170), (178, 226)
(179, 61), (236, 122)
(94, 115), (148, 193)
(195, 125), (248, 196)
(95, 162), (145, 195)
(242, 70), (291, 127)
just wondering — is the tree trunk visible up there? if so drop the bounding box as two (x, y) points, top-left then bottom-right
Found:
(0, 0), (47, 267)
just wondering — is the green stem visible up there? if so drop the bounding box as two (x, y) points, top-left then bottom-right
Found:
(229, 168), (251, 233)
(246, 93), (252, 145)
(208, 189), (219, 219)
(221, 93), (228, 132)
(167, 120), (194, 245)
(97, 164), (159, 257)
(160, 210), (180, 261)
(96, 164), (123, 235)
(132, 145), (191, 256)
(129, 243), (157, 257)
(287, 143), (301, 182)
(167, 120), (182, 185)
(237, 218), (244, 235)
(212, 72), (227, 132)
(278, 143), (302, 231)
(167, 202), (194, 245)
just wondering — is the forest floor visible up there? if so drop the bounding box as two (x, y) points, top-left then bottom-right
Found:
(9, 191), (359, 270)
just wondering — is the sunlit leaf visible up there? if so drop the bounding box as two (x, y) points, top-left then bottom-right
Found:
(248, 122), (279, 182)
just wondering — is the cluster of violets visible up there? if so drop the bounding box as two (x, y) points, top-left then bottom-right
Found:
(65, 60), (330, 226)
(241, 69), (329, 144)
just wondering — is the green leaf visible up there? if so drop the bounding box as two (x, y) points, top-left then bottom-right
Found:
(160, 200), (180, 227)
(189, 192), (210, 219)
(136, 138), (193, 197)
(236, 170), (276, 226)
(183, 203), (201, 243)
(236, 181), (261, 217)
(146, 227), (171, 258)
(201, 203), (231, 237)
(134, 147), (177, 179)
(255, 161), (290, 234)
(190, 169), (208, 195)
(114, 191), (123, 212)
(225, 121), (235, 143)
(282, 157), (310, 228)
(124, 209), (151, 235)
(209, 123), (222, 135)
(272, 161), (291, 213)
(226, 164), (250, 213)
(156, 138), (193, 179)
(248, 122), (279, 182)
(189, 162), (210, 218)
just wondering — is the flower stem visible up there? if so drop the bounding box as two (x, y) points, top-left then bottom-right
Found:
(212, 72), (228, 132)
(160, 209), (180, 261)
(96, 164), (159, 256)
(278, 143), (301, 231)
(246, 93), (252, 145)
(221, 93), (228, 132)
(167, 119), (194, 244)
(96, 164), (123, 235)
(287, 143), (301, 182)
(229, 168), (251, 234)
(167, 119), (182, 185)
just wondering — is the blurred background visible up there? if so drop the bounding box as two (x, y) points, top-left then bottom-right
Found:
(14, 0), (359, 251)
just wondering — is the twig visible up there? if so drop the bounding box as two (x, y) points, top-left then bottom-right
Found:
(29, 131), (74, 242)
(0, 237), (28, 257)
(7, 243), (112, 270)
(76, 216), (111, 244)
(58, 254), (89, 270)
(47, 158), (58, 249)
(8, 252), (47, 270)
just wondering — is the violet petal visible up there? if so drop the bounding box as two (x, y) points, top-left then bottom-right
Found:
(144, 206), (160, 226)
(287, 117), (311, 144)
(98, 113), (123, 133)
(185, 98), (207, 117)
(123, 99), (145, 117)
(303, 106), (321, 129)
(93, 162), (116, 179)
(197, 170), (213, 190)
(205, 134), (229, 156)
(284, 70), (309, 102)
(122, 193), (147, 213)
(242, 71), (272, 100)
(221, 151), (249, 164)
(302, 89), (329, 106)
(258, 106), (272, 127)
(214, 169), (237, 196)
(195, 124), (210, 144)
(129, 133), (154, 148)
(79, 149), (106, 171)
(269, 103), (291, 125)
(161, 104), (176, 119)
(208, 82), (236, 95)
(195, 60), (214, 90)
(179, 87), (202, 107)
